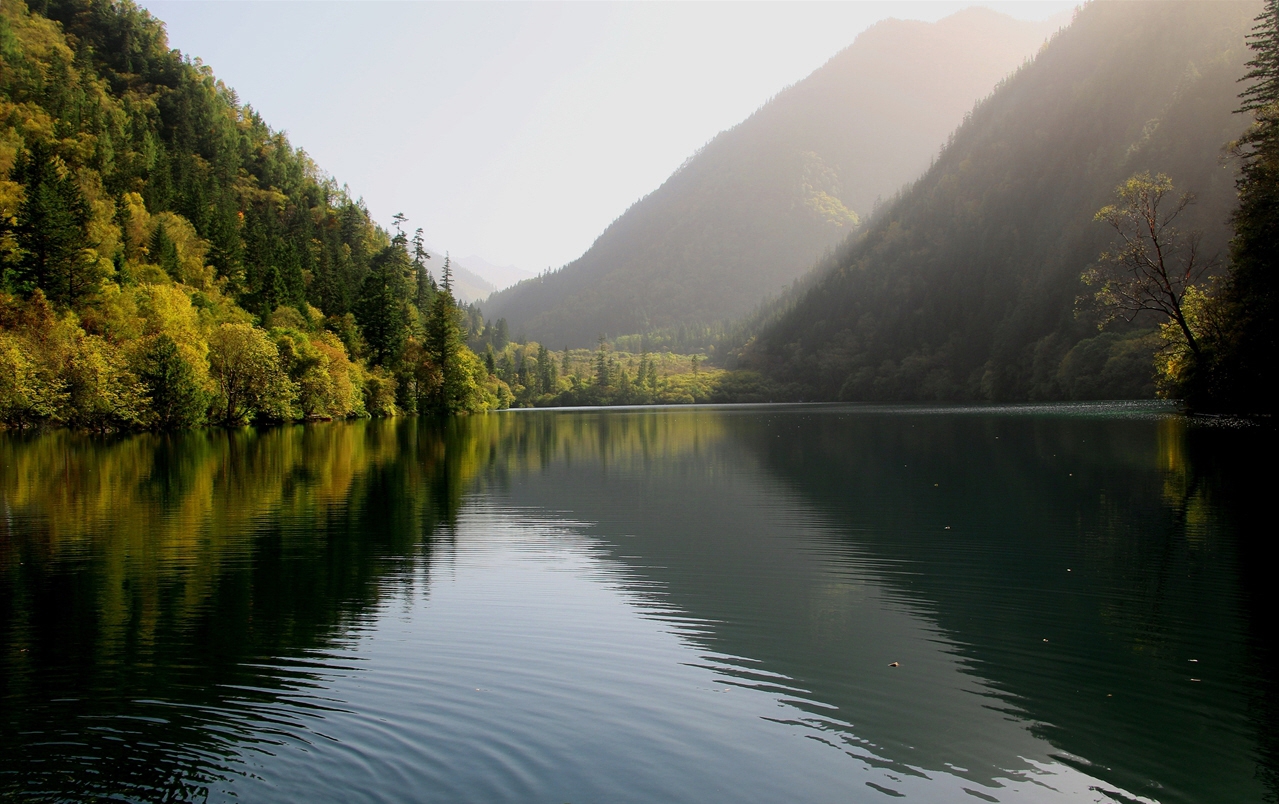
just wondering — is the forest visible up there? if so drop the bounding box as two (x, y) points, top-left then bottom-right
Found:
(734, 0), (1279, 415)
(462, 328), (782, 407)
(0, 0), (504, 431)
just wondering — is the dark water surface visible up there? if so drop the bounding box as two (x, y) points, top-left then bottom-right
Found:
(1, 403), (1274, 803)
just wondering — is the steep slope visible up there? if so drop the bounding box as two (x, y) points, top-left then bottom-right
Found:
(485, 9), (1059, 347)
(1, 0), (502, 428)
(747, 0), (1259, 402)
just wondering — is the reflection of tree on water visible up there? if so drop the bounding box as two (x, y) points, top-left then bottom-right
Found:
(1176, 423), (1279, 802)
(0, 419), (490, 802)
(467, 407), (1276, 803)
(723, 408), (1276, 803)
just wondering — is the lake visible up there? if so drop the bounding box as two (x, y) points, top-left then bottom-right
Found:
(1, 403), (1274, 803)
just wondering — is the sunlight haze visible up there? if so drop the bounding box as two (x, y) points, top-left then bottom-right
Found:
(143, 1), (1075, 281)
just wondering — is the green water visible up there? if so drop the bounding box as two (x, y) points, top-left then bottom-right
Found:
(0, 403), (1274, 803)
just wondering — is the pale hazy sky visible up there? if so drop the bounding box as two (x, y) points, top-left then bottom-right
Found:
(142, 1), (1075, 274)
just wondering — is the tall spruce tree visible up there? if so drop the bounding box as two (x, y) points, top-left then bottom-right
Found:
(1214, 0), (1279, 412)
(537, 343), (553, 394)
(357, 241), (413, 365)
(425, 254), (471, 414)
(9, 142), (93, 306)
(412, 227), (436, 313)
(150, 222), (181, 280)
(140, 334), (207, 428)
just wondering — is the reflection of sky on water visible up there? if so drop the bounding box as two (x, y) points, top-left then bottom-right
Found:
(221, 493), (1153, 804)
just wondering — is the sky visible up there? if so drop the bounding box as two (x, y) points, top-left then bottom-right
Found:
(142, 1), (1076, 277)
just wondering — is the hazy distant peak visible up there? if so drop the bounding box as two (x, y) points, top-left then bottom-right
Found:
(457, 255), (535, 294)
(483, 4), (1069, 347)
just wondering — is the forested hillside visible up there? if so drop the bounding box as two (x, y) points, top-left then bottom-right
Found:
(744, 1), (1258, 402)
(0, 0), (503, 429)
(483, 9), (1059, 349)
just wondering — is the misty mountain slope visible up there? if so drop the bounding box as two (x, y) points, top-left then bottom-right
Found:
(458, 255), (534, 295)
(418, 251), (531, 304)
(449, 266), (493, 305)
(746, 0), (1259, 402)
(420, 251), (495, 304)
(484, 9), (1059, 347)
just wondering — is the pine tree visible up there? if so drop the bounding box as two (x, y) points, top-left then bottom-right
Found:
(536, 343), (552, 394)
(150, 222), (181, 279)
(1209, 0), (1279, 411)
(514, 350), (529, 392)
(424, 256), (471, 414)
(412, 227), (436, 312)
(357, 245), (412, 364)
(140, 334), (207, 428)
(10, 142), (93, 306)
(1241, 0), (1279, 115)
(594, 338), (609, 387)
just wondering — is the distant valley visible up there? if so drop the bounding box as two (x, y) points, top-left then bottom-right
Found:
(416, 250), (532, 304)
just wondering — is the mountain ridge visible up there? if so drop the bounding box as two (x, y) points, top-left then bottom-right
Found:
(743, 0), (1258, 402)
(484, 7), (1062, 347)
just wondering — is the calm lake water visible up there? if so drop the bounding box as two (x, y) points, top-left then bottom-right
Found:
(1, 403), (1274, 803)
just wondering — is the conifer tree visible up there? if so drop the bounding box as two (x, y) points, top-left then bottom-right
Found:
(536, 343), (552, 394)
(10, 142), (92, 306)
(358, 244), (412, 365)
(412, 227), (435, 312)
(1214, 0), (1279, 411)
(140, 334), (207, 428)
(637, 351), (650, 392)
(150, 222), (181, 279)
(425, 254), (471, 414)
(594, 338), (609, 387)
(516, 350), (529, 392)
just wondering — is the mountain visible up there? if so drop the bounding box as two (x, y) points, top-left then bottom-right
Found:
(743, 0), (1259, 402)
(483, 8), (1062, 348)
(415, 249), (495, 304)
(0, 0), (502, 428)
(411, 252), (533, 305)
(448, 264), (494, 305)
(457, 255), (534, 295)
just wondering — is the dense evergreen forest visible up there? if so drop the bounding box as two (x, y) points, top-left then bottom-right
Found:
(742, 1), (1266, 408)
(482, 9), (1057, 350)
(1200, 0), (1279, 413)
(0, 0), (505, 430)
